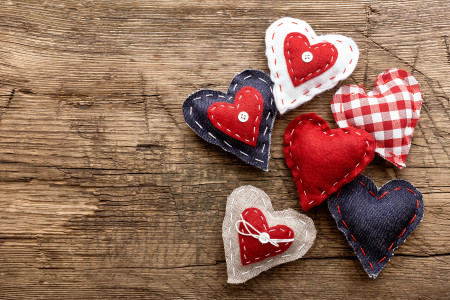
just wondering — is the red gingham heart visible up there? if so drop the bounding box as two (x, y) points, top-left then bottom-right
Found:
(331, 69), (422, 169)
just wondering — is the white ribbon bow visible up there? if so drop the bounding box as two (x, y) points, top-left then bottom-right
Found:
(235, 214), (295, 247)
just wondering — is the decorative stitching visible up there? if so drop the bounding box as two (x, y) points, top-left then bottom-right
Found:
(336, 182), (421, 271)
(286, 117), (372, 209)
(209, 87), (262, 146)
(237, 209), (295, 264)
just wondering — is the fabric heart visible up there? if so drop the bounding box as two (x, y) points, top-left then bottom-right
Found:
(332, 69), (423, 169)
(284, 32), (337, 87)
(207, 86), (263, 146)
(284, 113), (375, 211)
(223, 185), (316, 284)
(265, 17), (359, 114)
(182, 70), (277, 171)
(328, 175), (424, 279)
(238, 207), (294, 265)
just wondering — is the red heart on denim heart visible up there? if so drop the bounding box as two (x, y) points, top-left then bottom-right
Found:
(207, 86), (263, 146)
(332, 69), (423, 169)
(238, 207), (294, 266)
(284, 113), (375, 211)
(284, 33), (337, 87)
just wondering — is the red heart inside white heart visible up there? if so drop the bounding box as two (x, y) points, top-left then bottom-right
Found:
(332, 69), (422, 168)
(265, 17), (359, 114)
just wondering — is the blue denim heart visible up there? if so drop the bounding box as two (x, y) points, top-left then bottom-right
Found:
(182, 70), (276, 171)
(328, 175), (424, 279)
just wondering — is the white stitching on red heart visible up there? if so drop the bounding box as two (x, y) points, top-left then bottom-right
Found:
(285, 117), (372, 210)
(188, 75), (271, 164)
(227, 187), (309, 276)
(208, 87), (262, 144)
(236, 209), (295, 264)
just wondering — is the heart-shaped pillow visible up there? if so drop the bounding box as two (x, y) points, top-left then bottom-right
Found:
(332, 69), (423, 169)
(182, 70), (277, 171)
(265, 17), (359, 114)
(223, 185), (316, 284)
(284, 113), (375, 211)
(328, 175), (424, 279)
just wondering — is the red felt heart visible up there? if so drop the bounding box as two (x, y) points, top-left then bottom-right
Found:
(332, 69), (423, 169)
(207, 86), (263, 146)
(284, 33), (338, 87)
(284, 113), (375, 211)
(239, 207), (294, 266)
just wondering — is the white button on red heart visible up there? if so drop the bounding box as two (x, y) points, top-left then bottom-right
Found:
(301, 51), (313, 63)
(207, 86), (263, 147)
(238, 111), (249, 123)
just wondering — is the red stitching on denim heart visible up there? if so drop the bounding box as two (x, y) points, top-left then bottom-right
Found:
(336, 183), (421, 269)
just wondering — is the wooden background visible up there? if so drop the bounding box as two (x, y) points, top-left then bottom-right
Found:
(0, 0), (449, 298)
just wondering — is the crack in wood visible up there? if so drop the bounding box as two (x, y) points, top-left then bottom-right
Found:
(140, 72), (150, 135)
(443, 35), (450, 65)
(0, 88), (15, 123)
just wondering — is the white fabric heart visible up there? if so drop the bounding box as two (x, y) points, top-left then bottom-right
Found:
(265, 17), (359, 114)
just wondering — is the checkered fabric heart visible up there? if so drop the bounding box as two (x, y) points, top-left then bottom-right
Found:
(331, 69), (422, 169)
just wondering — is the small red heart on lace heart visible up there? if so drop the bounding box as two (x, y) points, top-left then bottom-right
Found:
(207, 87), (263, 147)
(238, 208), (294, 265)
(284, 113), (375, 211)
(223, 186), (316, 284)
(332, 69), (422, 169)
(284, 33), (337, 87)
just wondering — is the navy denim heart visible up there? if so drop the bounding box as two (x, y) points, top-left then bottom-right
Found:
(328, 175), (424, 279)
(182, 70), (276, 171)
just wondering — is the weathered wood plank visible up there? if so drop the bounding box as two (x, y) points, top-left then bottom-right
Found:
(0, 0), (448, 298)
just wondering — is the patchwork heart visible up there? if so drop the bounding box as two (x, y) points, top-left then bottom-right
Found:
(284, 113), (375, 211)
(265, 17), (359, 114)
(328, 175), (424, 279)
(332, 68), (423, 169)
(182, 70), (277, 171)
(223, 185), (316, 284)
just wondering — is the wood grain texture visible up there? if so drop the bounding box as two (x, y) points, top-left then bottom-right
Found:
(0, 0), (449, 298)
